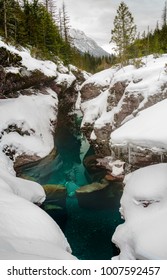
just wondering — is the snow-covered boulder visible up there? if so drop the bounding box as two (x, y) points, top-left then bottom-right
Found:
(0, 38), (85, 167)
(110, 99), (167, 168)
(0, 184), (76, 259)
(81, 55), (167, 168)
(0, 89), (58, 167)
(80, 68), (115, 101)
(112, 163), (167, 260)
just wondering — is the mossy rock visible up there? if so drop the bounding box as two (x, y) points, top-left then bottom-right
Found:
(43, 184), (67, 208)
(76, 180), (123, 210)
(76, 180), (108, 194)
(42, 184), (68, 229)
(44, 204), (63, 211)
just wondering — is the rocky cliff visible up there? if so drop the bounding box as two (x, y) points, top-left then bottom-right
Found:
(80, 55), (167, 173)
(0, 40), (88, 169)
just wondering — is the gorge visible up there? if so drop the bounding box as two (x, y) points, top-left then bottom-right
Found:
(1, 38), (167, 259)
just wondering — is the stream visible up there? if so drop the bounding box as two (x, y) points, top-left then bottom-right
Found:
(19, 112), (123, 260)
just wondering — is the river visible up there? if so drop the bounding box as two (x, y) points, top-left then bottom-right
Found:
(19, 113), (123, 260)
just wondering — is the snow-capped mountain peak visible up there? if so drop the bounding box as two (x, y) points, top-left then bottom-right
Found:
(69, 28), (109, 57)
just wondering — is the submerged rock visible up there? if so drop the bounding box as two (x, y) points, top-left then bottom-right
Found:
(43, 184), (67, 206)
(76, 180), (121, 209)
(76, 180), (108, 193)
(42, 184), (68, 231)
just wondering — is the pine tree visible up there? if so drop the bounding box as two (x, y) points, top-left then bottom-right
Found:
(111, 1), (136, 65)
(162, 1), (167, 27)
(61, 2), (71, 44)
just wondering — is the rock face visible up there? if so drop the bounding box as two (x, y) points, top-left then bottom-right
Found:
(0, 40), (88, 169)
(80, 67), (114, 102)
(80, 55), (167, 171)
(69, 28), (109, 57)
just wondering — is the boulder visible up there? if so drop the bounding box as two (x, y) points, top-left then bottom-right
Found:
(83, 154), (107, 181)
(76, 180), (123, 210)
(42, 184), (68, 231)
(76, 180), (109, 209)
(81, 83), (105, 101)
(43, 184), (67, 207)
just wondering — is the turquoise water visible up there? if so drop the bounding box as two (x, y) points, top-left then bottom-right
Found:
(20, 125), (123, 259)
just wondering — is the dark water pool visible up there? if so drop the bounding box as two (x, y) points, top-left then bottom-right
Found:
(19, 125), (123, 260)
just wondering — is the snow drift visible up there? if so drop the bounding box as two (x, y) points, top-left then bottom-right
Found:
(112, 163), (167, 260)
(0, 39), (77, 259)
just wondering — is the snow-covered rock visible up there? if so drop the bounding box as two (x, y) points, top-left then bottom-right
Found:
(0, 89), (58, 167)
(112, 163), (167, 260)
(110, 99), (167, 167)
(0, 150), (76, 259)
(80, 55), (167, 167)
(80, 67), (115, 101)
(0, 176), (76, 259)
(0, 38), (78, 259)
(0, 40), (57, 76)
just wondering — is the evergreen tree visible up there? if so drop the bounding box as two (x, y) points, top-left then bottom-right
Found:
(162, 1), (167, 27)
(61, 2), (71, 44)
(111, 1), (136, 65)
(0, 0), (23, 40)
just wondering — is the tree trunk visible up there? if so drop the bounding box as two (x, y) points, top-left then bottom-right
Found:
(3, 0), (8, 40)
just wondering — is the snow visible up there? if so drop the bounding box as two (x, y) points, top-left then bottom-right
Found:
(0, 40), (57, 77)
(55, 72), (76, 88)
(90, 130), (97, 140)
(111, 99), (167, 150)
(81, 67), (115, 89)
(0, 185), (76, 259)
(75, 91), (81, 110)
(0, 165), (45, 204)
(69, 28), (109, 57)
(0, 39), (77, 259)
(110, 160), (125, 176)
(112, 163), (167, 259)
(0, 149), (74, 259)
(0, 89), (58, 159)
(81, 90), (109, 126)
(81, 54), (167, 133)
(80, 54), (167, 236)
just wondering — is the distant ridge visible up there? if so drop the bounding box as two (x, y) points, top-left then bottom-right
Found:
(69, 28), (110, 57)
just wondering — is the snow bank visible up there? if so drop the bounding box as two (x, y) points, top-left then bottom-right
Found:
(0, 153), (77, 257)
(0, 39), (77, 259)
(0, 89), (58, 159)
(112, 163), (167, 259)
(81, 54), (167, 131)
(81, 90), (109, 126)
(55, 73), (76, 88)
(0, 186), (76, 259)
(81, 67), (115, 89)
(0, 40), (57, 77)
(111, 99), (167, 150)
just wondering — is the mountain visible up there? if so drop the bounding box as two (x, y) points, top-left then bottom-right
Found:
(69, 28), (110, 57)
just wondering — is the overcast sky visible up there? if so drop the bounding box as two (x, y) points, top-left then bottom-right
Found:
(57, 0), (165, 50)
